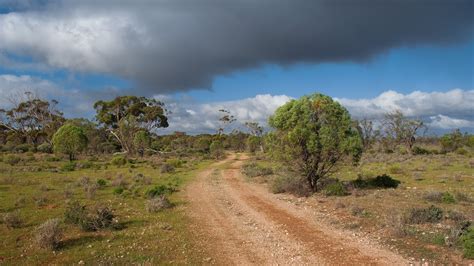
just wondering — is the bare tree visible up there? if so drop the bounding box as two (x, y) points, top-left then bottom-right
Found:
(383, 110), (425, 152)
(217, 109), (236, 135)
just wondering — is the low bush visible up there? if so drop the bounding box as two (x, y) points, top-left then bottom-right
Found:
(146, 195), (172, 212)
(96, 179), (107, 187)
(166, 158), (185, 168)
(270, 175), (311, 197)
(111, 156), (127, 166)
(45, 156), (61, 162)
(424, 191), (457, 204)
(441, 192), (456, 204)
(113, 187), (124, 195)
(323, 182), (348, 196)
(445, 210), (467, 222)
(64, 201), (118, 231)
(455, 191), (472, 202)
(351, 174), (400, 189)
(37, 143), (53, 153)
(460, 226), (474, 259)
(405, 205), (443, 224)
(424, 191), (443, 202)
(61, 161), (76, 171)
(160, 163), (175, 173)
(112, 174), (128, 188)
(14, 144), (34, 153)
(241, 162), (273, 178)
(4, 154), (21, 166)
(3, 211), (23, 229)
(146, 184), (177, 198)
(455, 148), (469, 156)
(388, 164), (403, 174)
(412, 146), (431, 155)
(35, 218), (63, 250)
(84, 183), (98, 199)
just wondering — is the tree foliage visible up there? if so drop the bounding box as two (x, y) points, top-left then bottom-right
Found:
(0, 92), (64, 144)
(52, 124), (88, 161)
(269, 93), (362, 192)
(94, 96), (168, 154)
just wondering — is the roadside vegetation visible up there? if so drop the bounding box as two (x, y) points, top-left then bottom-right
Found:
(0, 91), (472, 263)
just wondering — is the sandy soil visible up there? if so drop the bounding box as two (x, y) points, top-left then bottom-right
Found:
(185, 154), (408, 265)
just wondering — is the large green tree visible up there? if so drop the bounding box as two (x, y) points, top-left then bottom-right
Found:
(94, 96), (168, 154)
(269, 93), (362, 192)
(52, 124), (88, 161)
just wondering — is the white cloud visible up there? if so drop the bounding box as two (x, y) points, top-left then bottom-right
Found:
(0, 76), (472, 133)
(428, 115), (474, 129)
(160, 94), (293, 134)
(335, 89), (474, 119)
(0, 74), (121, 117)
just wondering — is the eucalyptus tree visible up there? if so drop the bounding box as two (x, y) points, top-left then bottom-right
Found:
(94, 96), (168, 154)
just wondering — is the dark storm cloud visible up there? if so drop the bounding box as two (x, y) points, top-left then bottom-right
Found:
(0, 0), (473, 93)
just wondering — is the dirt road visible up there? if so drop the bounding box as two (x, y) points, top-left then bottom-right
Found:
(185, 154), (407, 265)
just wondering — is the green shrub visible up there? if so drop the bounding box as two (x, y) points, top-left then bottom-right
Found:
(270, 175), (310, 197)
(61, 161), (76, 171)
(113, 187), (124, 195)
(146, 184), (177, 198)
(210, 141), (225, 159)
(460, 226), (474, 259)
(97, 179), (107, 187)
(78, 161), (93, 169)
(351, 174), (400, 189)
(441, 192), (456, 204)
(412, 146), (431, 155)
(166, 158), (185, 168)
(14, 144), (34, 153)
(241, 162), (273, 178)
(4, 154), (21, 166)
(455, 148), (468, 156)
(369, 174), (401, 188)
(64, 201), (87, 226)
(388, 164), (403, 174)
(323, 182), (347, 196)
(64, 201), (118, 231)
(45, 156), (61, 162)
(405, 205), (443, 224)
(37, 143), (53, 153)
(111, 156), (127, 166)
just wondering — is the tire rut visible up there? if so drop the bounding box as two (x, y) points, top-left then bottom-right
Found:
(185, 154), (407, 265)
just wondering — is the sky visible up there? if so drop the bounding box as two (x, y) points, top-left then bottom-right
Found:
(0, 0), (473, 134)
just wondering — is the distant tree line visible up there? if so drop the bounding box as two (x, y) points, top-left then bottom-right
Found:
(0, 91), (472, 189)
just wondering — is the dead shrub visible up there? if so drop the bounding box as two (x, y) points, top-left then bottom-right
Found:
(34, 195), (48, 207)
(270, 175), (311, 197)
(160, 163), (175, 173)
(241, 162), (273, 178)
(112, 174), (128, 188)
(405, 205), (443, 224)
(3, 211), (23, 229)
(14, 197), (26, 207)
(84, 183), (98, 199)
(424, 191), (443, 202)
(64, 201), (119, 231)
(35, 218), (63, 250)
(146, 195), (173, 212)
